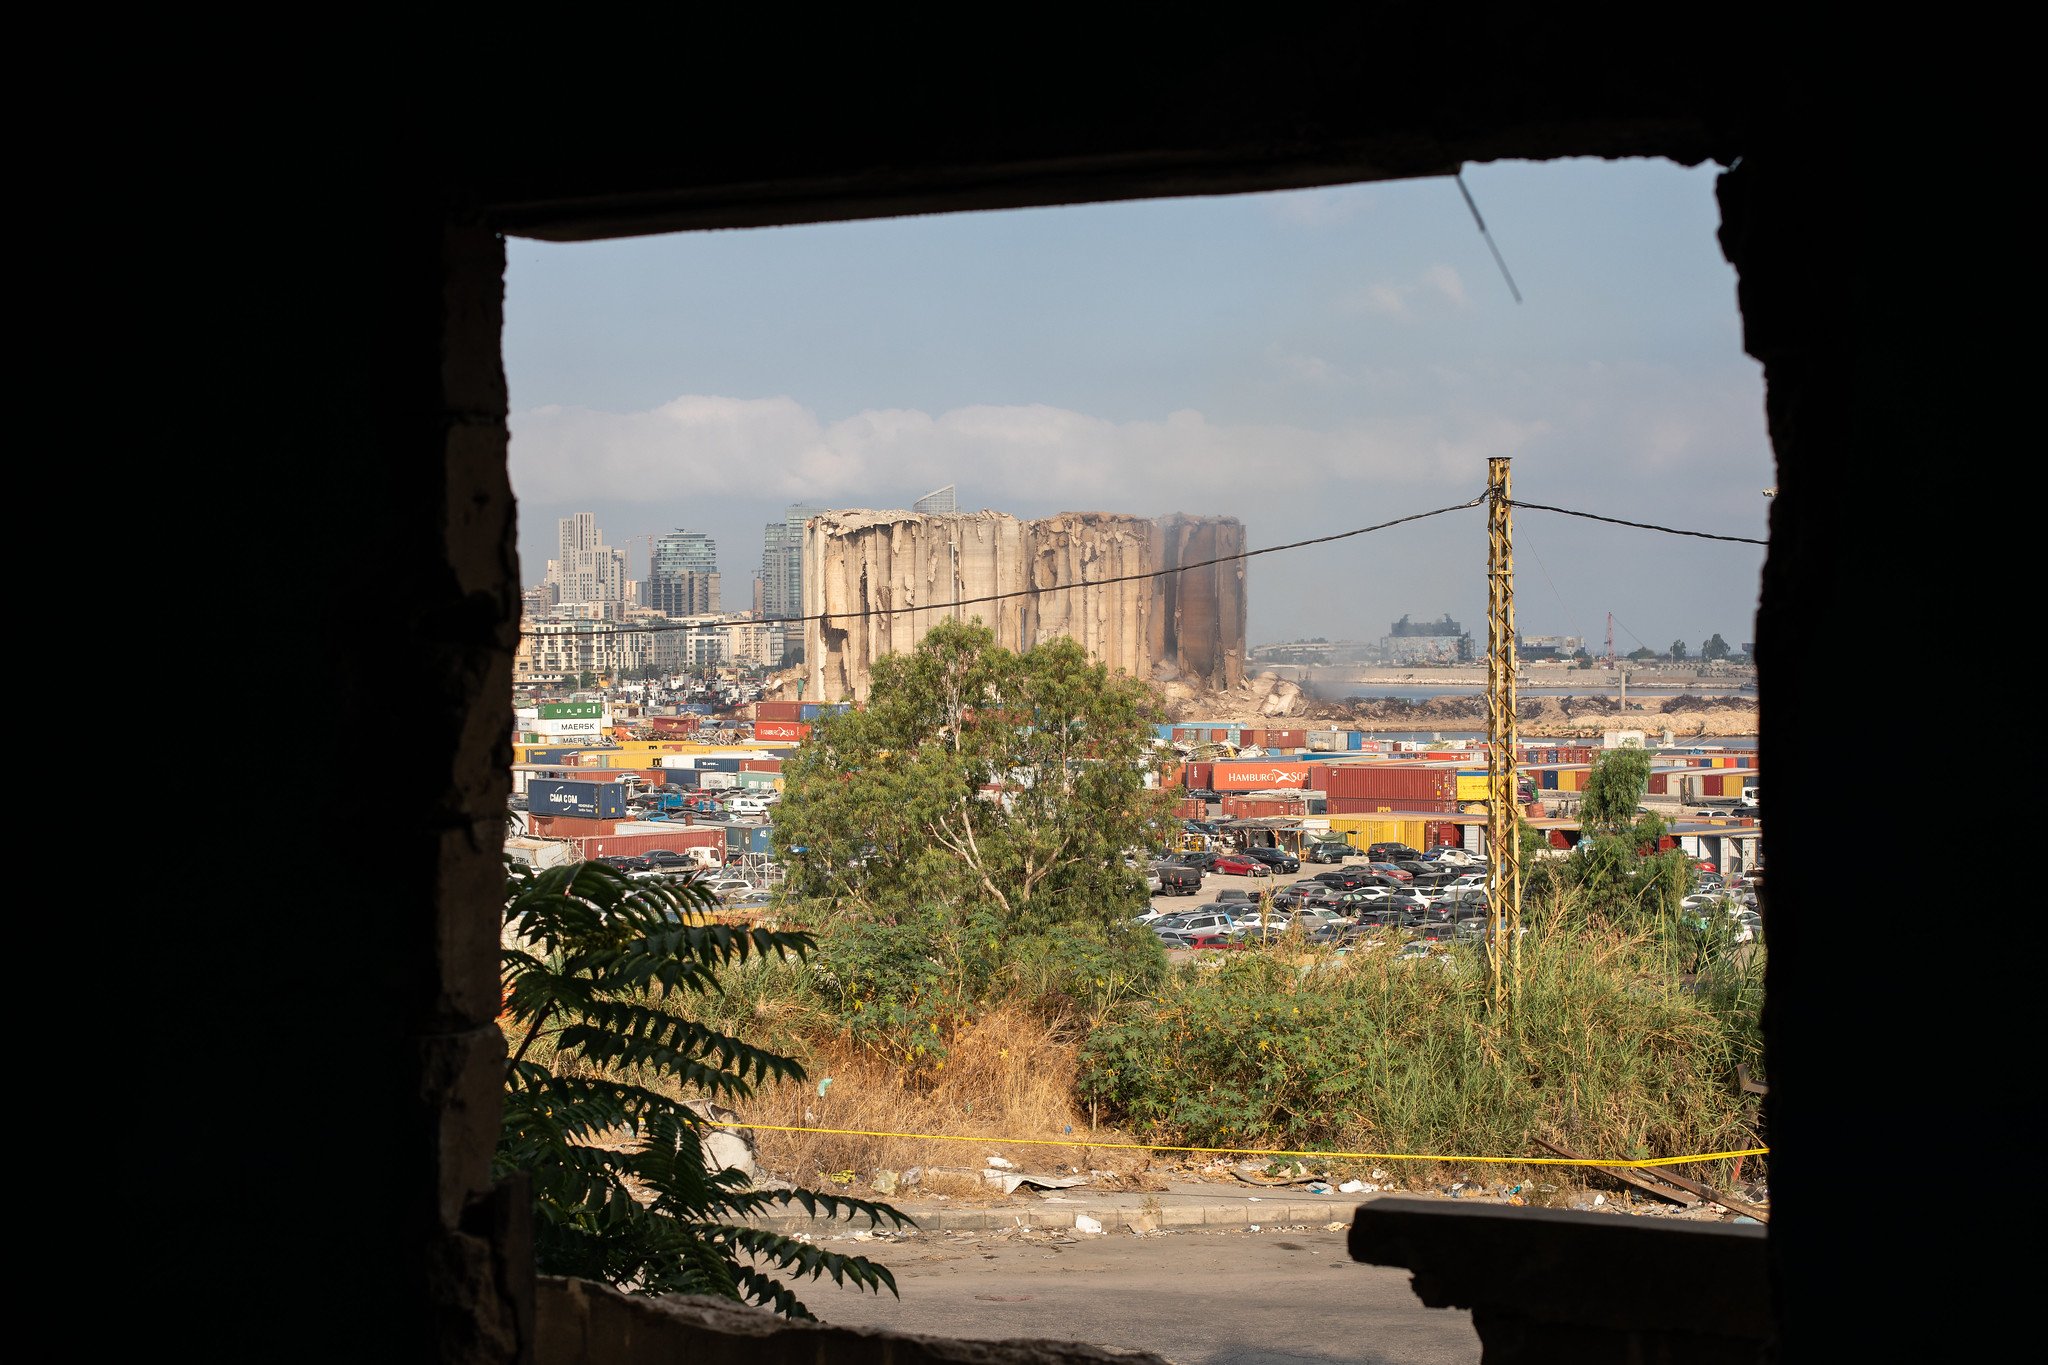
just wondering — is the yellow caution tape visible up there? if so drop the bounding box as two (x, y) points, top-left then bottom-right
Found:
(706, 1121), (1764, 1170)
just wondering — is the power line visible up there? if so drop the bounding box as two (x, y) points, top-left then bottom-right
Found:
(1504, 499), (1767, 546)
(520, 491), (1766, 641)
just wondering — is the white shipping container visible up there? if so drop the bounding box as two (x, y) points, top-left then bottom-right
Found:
(698, 771), (737, 790)
(532, 717), (606, 737)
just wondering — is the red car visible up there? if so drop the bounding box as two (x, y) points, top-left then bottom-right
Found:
(1365, 862), (1413, 882)
(1211, 853), (1272, 877)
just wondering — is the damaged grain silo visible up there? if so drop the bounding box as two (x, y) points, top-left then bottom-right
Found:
(804, 509), (1247, 702)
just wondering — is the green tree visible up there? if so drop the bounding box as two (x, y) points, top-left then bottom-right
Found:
(1627, 646), (1656, 661)
(498, 860), (908, 1316)
(1580, 747), (1651, 834)
(578, 669), (598, 690)
(773, 619), (1171, 1061)
(1701, 633), (1730, 661)
(1670, 640), (1690, 661)
(1534, 748), (1688, 924)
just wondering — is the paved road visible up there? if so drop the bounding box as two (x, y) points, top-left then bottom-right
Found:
(801, 1221), (1481, 1365)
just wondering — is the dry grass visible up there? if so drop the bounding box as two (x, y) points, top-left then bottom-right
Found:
(730, 1002), (1167, 1196)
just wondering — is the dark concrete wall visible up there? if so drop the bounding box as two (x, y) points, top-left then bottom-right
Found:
(170, 22), (1995, 1363)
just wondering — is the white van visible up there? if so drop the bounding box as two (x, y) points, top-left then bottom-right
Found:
(726, 795), (773, 816)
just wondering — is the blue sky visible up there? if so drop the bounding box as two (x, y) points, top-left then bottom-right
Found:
(504, 156), (1771, 656)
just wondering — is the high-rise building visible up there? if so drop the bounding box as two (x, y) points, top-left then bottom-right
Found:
(912, 484), (957, 515)
(647, 529), (721, 616)
(546, 512), (626, 605)
(760, 503), (822, 622)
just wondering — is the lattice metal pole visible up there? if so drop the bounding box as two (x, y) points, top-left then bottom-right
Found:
(1486, 458), (1523, 1010)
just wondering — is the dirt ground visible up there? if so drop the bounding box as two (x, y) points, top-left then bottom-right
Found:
(1154, 671), (1758, 739)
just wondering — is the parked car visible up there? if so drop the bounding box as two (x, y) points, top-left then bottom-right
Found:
(1171, 848), (1224, 873)
(1368, 842), (1424, 863)
(1312, 867), (1378, 891)
(1271, 882), (1332, 910)
(1423, 844), (1482, 867)
(596, 854), (655, 877)
(1186, 787), (1221, 803)
(1211, 853), (1272, 878)
(1364, 862), (1413, 883)
(1155, 908), (1241, 937)
(1305, 841), (1354, 864)
(1152, 859), (1204, 896)
(1243, 845), (1300, 873)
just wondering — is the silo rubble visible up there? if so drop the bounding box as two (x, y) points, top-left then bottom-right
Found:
(804, 509), (1246, 701)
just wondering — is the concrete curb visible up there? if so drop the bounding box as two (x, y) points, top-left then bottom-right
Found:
(744, 1188), (1367, 1235)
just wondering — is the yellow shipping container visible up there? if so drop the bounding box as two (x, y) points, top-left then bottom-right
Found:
(1455, 774), (1491, 802)
(1320, 815), (1431, 849)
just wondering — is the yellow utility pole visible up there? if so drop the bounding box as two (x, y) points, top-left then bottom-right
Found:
(1485, 458), (1524, 1011)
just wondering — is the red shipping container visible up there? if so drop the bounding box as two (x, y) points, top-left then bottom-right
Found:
(754, 720), (811, 742)
(1425, 820), (1462, 849)
(572, 827), (728, 861)
(648, 715), (701, 733)
(1174, 799), (1207, 818)
(1315, 765), (1455, 801)
(1185, 762), (1213, 789)
(740, 758), (784, 773)
(1224, 795), (1308, 819)
(528, 814), (621, 837)
(753, 701), (805, 722)
(1324, 796), (1458, 815)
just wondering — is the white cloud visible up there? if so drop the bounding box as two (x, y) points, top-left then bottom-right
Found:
(1267, 186), (1378, 228)
(508, 396), (1546, 515)
(1348, 265), (1471, 319)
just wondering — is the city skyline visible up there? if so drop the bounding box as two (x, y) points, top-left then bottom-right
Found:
(505, 157), (1771, 656)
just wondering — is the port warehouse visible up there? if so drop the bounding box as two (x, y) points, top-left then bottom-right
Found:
(506, 703), (1758, 876)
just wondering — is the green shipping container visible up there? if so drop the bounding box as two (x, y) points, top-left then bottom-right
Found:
(540, 702), (605, 719)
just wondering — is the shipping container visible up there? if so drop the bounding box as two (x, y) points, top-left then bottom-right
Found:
(754, 700), (805, 722)
(1306, 730), (1346, 752)
(527, 814), (621, 838)
(528, 716), (608, 738)
(1222, 795), (1309, 819)
(1455, 772), (1492, 803)
(515, 746), (585, 766)
(568, 826), (727, 862)
(530, 779), (628, 819)
(698, 772), (737, 790)
(754, 720), (811, 742)
(1324, 796), (1457, 815)
(1312, 764), (1457, 802)
(1211, 760), (1313, 791)
(539, 701), (605, 720)
(1321, 814), (1433, 849)
(739, 758), (784, 773)
(1424, 820), (1463, 850)
(1173, 799), (1207, 818)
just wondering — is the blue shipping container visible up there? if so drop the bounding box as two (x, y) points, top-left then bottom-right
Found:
(695, 758), (742, 773)
(1347, 732), (1365, 750)
(530, 779), (627, 819)
(523, 747), (583, 765)
(800, 704), (822, 721)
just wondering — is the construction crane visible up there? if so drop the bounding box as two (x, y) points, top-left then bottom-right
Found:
(1605, 612), (1616, 669)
